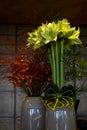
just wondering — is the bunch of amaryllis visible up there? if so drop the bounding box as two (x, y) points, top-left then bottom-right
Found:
(8, 46), (51, 96)
(27, 19), (82, 109)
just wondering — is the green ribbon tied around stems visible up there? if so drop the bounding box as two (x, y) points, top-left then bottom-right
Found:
(42, 97), (75, 110)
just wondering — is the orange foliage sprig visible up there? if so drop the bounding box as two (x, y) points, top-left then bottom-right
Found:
(8, 45), (51, 96)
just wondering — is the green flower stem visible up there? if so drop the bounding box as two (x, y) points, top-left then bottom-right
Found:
(55, 41), (60, 87)
(51, 42), (56, 84)
(60, 39), (65, 89)
(48, 40), (65, 91)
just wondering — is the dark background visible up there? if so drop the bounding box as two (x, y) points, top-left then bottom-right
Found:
(0, 0), (87, 25)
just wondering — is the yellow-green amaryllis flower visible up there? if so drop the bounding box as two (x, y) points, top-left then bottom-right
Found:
(56, 19), (82, 45)
(27, 19), (82, 49)
(27, 21), (58, 49)
(39, 22), (58, 44)
(27, 29), (43, 49)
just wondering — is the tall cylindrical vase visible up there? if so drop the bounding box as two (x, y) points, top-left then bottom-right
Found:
(20, 97), (45, 130)
(45, 107), (77, 130)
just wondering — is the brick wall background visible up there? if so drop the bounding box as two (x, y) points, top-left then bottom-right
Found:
(0, 25), (87, 130)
